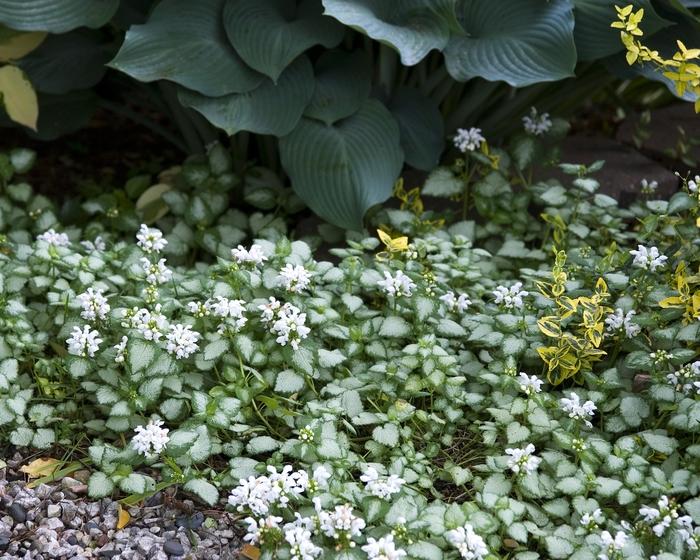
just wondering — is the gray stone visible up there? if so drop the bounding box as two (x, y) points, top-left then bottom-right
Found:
(60, 501), (77, 523)
(7, 503), (26, 523)
(46, 504), (61, 518)
(137, 536), (155, 555)
(163, 539), (185, 557)
(44, 517), (63, 531)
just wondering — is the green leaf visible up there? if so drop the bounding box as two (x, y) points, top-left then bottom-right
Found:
(128, 339), (155, 372)
(544, 535), (574, 559)
(620, 395), (650, 428)
(595, 477), (623, 497)
(415, 296), (435, 322)
(387, 86), (444, 170)
(407, 541), (443, 560)
(179, 53), (314, 137)
(379, 316), (412, 338)
(640, 432), (677, 455)
(183, 478), (219, 506)
(573, 0), (669, 61)
(88, 471), (114, 498)
(304, 50), (372, 125)
(0, 27), (46, 61)
(279, 99), (403, 230)
(234, 334), (255, 362)
(372, 423), (399, 446)
(437, 318), (466, 337)
(0, 0), (118, 33)
(0, 65), (38, 130)
(445, 0), (576, 86)
(556, 476), (584, 495)
(110, 0), (263, 96)
(274, 369), (305, 393)
(506, 421), (530, 444)
(223, 0), (343, 82)
(203, 338), (228, 361)
(422, 166), (463, 198)
(318, 348), (346, 368)
(322, 0), (457, 65)
(246, 435), (280, 454)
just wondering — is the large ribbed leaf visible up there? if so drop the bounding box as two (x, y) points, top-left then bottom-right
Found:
(223, 0), (344, 82)
(18, 32), (110, 94)
(322, 0), (458, 65)
(110, 0), (263, 96)
(574, 1), (670, 61)
(388, 87), (444, 171)
(304, 50), (371, 125)
(178, 55), (314, 136)
(445, 0), (576, 86)
(280, 99), (403, 230)
(0, 0), (118, 33)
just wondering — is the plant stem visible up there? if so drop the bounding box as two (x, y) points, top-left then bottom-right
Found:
(158, 82), (205, 154)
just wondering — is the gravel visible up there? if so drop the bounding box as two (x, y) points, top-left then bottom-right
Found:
(0, 453), (243, 559)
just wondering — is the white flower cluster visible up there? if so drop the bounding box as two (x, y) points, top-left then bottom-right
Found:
(629, 245), (667, 271)
(165, 323), (201, 359)
(517, 372), (543, 395)
(131, 419), (169, 458)
(640, 178), (658, 195)
(580, 509), (605, 531)
(446, 523), (489, 560)
(440, 291), (471, 313)
(359, 466), (405, 500)
(598, 530), (627, 560)
(77, 287), (110, 322)
(122, 304), (168, 342)
(189, 297), (247, 334)
(522, 107), (552, 136)
(604, 308), (640, 338)
(259, 297), (310, 350)
(66, 325), (103, 357)
(231, 243), (267, 266)
(453, 127), (485, 153)
(560, 392), (597, 428)
(667, 361), (700, 395)
(505, 443), (541, 475)
(639, 495), (694, 538)
(140, 257), (172, 285)
(362, 534), (407, 560)
(136, 224), (167, 253)
(688, 174), (699, 194)
(377, 270), (416, 297)
(493, 282), (528, 310)
(278, 264), (313, 293)
(37, 229), (70, 247)
(113, 335), (128, 363)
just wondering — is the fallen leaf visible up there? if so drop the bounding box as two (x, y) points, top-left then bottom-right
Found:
(20, 457), (60, 479)
(240, 544), (260, 560)
(117, 504), (130, 529)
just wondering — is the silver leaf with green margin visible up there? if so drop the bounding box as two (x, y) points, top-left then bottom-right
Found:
(322, 0), (459, 66)
(574, 0), (670, 61)
(0, 0), (118, 33)
(304, 50), (372, 125)
(110, 0), (263, 97)
(445, 0), (576, 86)
(223, 0), (344, 82)
(178, 55), (314, 136)
(388, 86), (444, 170)
(280, 99), (403, 230)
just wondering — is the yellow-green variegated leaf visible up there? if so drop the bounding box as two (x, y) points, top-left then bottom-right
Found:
(0, 0), (118, 33)
(0, 65), (38, 130)
(0, 26), (47, 62)
(279, 99), (404, 230)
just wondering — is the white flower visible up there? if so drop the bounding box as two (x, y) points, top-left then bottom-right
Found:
(678, 517), (700, 550)
(639, 495), (680, 537)
(505, 443), (541, 475)
(285, 526), (322, 560)
(136, 224), (167, 253)
(453, 127), (485, 153)
(132, 419), (169, 458)
(311, 466), (330, 491)
(165, 323), (200, 359)
(604, 308), (640, 338)
(560, 392), (597, 428)
(140, 257), (172, 284)
(66, 325), (102, 357)
(581, 509), (605, 530)
(279, 264), (313, 293)
(130, 304), (168, 341)
(265, 302), (310, 350)
(318, 503), (366, 540)
(446, 523), (488, 560)
(598, 531), (627, 560)
(523, 107), (552, 136)
(113, 335), (128, 363)
(228, 465), (309, 517)
(493, 282), (529, 310)
(517, 372), (543, 395)
(37, 229), (69, 247)
(362, 534), (407, 560)
(377, 270), (416, 297)
(440, 291), (471, 313)
(243, 515), (283, 545)
(206, 296), (247, 332)
(666, 361), (700, 395)
(231, 244), (267, 266)
(259, 296), (281, 323)
(640, 178), (658, 195)
(77, 287), (110, 322)
(360, 466), (405, 500)
(688, 175), (699, 193)
(81, 236), (106, 252)
(629, 245), (667, 271)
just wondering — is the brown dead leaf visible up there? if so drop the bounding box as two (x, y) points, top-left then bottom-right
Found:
(240, 544), (260, 560)
(19, 457), (61, 479)
(117, 504), (130, 529)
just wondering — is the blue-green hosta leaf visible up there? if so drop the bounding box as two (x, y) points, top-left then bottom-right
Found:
(178, 55), (314, 136)
(322, 0), (458, 65)
(573, 0), (670, 61)
(445, 0), (576, 86)
(223, 0), (344, 82)
(110, 0), (263, 96)
(304, 50), (371, 125)
(0, 0), (118, 33)
(279, 99), (403, 230)
(387, 86), (444, 171)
